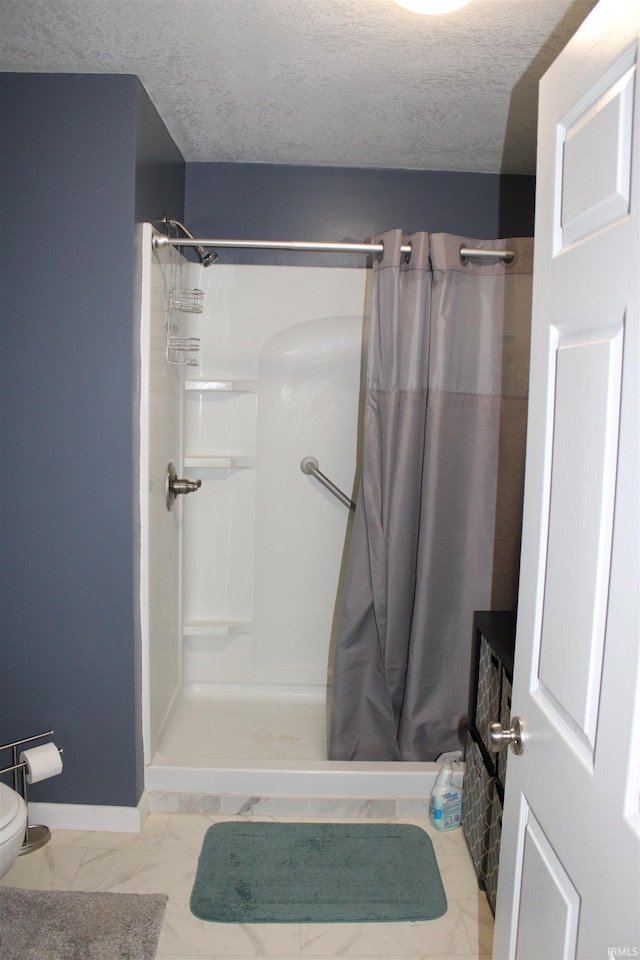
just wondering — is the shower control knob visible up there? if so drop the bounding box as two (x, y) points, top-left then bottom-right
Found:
(166, 463), (201, 511)
(171, 478), (201, 495)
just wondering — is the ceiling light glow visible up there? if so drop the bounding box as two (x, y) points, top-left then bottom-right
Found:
(393, 0), (475, 14)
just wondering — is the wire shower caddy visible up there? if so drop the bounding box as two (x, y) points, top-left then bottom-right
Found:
(166, 285), (203, 366)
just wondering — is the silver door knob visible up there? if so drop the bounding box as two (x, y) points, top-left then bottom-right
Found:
(488, 716), (526, 755)
(166, 462), (201, 511)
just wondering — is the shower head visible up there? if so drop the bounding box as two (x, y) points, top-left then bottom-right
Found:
(161, 216), (219, 267)
(197, 248), (219, 267)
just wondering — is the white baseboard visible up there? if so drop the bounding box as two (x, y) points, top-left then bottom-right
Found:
(28, 791), (149, 834)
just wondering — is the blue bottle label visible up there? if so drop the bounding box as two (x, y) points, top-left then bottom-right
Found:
(430, 788), (462, 830)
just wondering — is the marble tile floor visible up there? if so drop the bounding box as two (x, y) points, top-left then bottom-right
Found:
(0, 812), (493, 960)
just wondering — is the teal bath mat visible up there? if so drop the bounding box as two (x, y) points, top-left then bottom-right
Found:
(190, 821), (447, 923)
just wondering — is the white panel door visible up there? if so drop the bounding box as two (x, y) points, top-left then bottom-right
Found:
(493, 2), (640, 957)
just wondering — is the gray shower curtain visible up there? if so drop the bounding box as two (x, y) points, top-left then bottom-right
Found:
(329, 230), (533, 761)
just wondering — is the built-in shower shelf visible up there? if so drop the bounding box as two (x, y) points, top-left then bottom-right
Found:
(183, 620), (253, 637)
(184, 380), (257, 393)
(184, 455), (256, 469)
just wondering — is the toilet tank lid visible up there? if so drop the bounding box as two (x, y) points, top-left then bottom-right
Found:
(0, 782), (25, 830)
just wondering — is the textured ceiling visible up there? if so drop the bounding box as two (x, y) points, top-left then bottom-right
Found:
(0, 0), (599, 174)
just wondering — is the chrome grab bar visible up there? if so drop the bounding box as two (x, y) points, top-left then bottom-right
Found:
(300, 457), (355, 511)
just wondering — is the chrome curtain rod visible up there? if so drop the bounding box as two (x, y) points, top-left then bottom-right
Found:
(152, 234), (515, 263)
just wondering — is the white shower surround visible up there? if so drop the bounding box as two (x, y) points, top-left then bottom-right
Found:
(138, 224), (442, 809)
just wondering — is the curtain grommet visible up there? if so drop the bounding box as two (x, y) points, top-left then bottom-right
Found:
(376, 240), (385, 263)
(403, 242), (412, 265)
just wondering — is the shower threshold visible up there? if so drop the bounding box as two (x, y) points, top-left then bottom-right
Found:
(145, 683), (446, 804)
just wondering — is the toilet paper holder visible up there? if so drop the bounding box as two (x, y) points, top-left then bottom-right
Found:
(0, 730), (64, 854)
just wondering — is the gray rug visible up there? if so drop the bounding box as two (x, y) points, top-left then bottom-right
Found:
(0, 888), (168, 960)
(191, 821), (447, 923)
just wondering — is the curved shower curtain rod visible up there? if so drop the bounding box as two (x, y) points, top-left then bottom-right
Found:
(152, 230), (515, 264)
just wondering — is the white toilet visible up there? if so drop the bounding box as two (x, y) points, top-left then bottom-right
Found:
(0, 782), (27, 878)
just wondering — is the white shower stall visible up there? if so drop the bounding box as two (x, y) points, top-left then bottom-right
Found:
(137, 224), (437, 811)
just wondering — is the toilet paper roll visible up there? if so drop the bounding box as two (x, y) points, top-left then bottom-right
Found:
(19, 742), (63, 784)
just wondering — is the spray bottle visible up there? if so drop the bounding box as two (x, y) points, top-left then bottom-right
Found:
(429, 758), (462, 831)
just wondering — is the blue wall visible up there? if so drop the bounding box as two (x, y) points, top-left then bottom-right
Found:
(0, 73), (184, 807)
(185, 163), (535, 267)
(135, 83), (185, 223)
